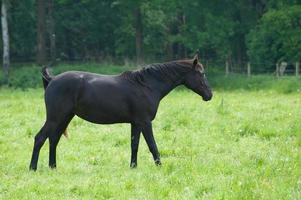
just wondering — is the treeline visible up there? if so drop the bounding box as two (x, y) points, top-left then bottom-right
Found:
(3, 0), (301, 68)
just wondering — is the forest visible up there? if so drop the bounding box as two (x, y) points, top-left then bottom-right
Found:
(2, 0), (301, 73)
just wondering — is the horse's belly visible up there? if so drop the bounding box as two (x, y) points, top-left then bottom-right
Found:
(74, 99), (132, 124)
(75, 111), (131, 124)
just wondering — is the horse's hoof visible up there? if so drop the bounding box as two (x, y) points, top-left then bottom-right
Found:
(130, 162), (137, 168)
(49, 164), (57, 169)
(155, 159), (161, 166)
(29, 166), (37, 171)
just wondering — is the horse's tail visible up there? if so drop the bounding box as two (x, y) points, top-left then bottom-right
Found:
(41, 67), (53, 90)
(41, 67), (69, 138)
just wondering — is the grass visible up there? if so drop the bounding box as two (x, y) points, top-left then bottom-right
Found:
(0, 86), (300, 199)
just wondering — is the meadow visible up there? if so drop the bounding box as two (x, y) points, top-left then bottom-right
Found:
(0, 65), (301, 199)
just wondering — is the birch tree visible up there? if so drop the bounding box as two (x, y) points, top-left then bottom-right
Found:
(1, 0), (9, 82)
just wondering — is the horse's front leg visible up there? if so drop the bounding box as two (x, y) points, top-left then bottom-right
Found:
(142, 122), (161, 166)
(130, 123), (142, 168)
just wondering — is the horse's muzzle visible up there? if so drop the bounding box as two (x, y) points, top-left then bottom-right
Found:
(202, 91), (213, 101)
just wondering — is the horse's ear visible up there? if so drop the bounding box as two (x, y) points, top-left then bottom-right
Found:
(193, 50), (199, 67)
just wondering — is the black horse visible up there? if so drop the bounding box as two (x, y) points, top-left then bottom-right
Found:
(29, 53), (212, 171)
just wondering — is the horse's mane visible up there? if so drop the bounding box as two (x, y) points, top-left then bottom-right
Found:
(121, 60), (193, 86)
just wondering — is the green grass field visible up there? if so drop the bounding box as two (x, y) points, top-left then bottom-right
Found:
(0, 85), (300, 199)
(0, 64), (301, 199)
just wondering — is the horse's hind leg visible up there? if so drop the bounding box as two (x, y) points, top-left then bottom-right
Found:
(29, 123), (50, 171)
(48, 114), (74, 169)
(29, 112), (74, 171)
(48, 130), (61, 169)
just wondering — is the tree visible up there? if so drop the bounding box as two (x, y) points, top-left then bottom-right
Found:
(9, 0), (35, 62)
(47, 0), (56, 64)
(1, 0), (9, 83)
(36, 0), (46, 65)
(2, 0), (300, 72)
(247, 5), (301, 68)
(113, 0), (145, 63)
(134, 4), (143, 64)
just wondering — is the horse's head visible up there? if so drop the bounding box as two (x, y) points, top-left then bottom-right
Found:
(183, 53), (213, 101)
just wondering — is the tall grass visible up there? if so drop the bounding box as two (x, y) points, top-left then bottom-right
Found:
(208, 73), (301, 93)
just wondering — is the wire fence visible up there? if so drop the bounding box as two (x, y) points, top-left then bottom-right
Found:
(9, 58), (300, 78)
(206, 60), (300, 77)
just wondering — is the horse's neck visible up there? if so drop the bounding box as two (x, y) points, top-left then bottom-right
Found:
(146, 72), (184, 100)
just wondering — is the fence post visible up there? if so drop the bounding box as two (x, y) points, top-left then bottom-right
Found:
(247, 62), (251, 77)
(279, 61), (287, 76)
(276, 63), (279, 77)
(225, 60), (229, 76)
(296, 62), (300, 76)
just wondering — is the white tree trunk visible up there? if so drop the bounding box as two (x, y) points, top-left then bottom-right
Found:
(1, 1), (9, 81)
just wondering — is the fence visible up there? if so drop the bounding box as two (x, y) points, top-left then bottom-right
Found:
(224, 61), (300, 77)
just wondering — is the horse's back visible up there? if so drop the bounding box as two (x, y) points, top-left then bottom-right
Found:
(45, 71), (117, 95)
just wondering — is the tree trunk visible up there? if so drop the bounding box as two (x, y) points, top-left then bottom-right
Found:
(47, 0), (56, 65)
(37, 0), (47, 65)
(134, 6), (143, 65)
(180, 12), (187, 58)
(1, 0), (9, 83)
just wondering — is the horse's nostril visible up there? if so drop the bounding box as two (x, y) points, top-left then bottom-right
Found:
(203, 93), (212, 101)
(203, 97), (211, 101)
